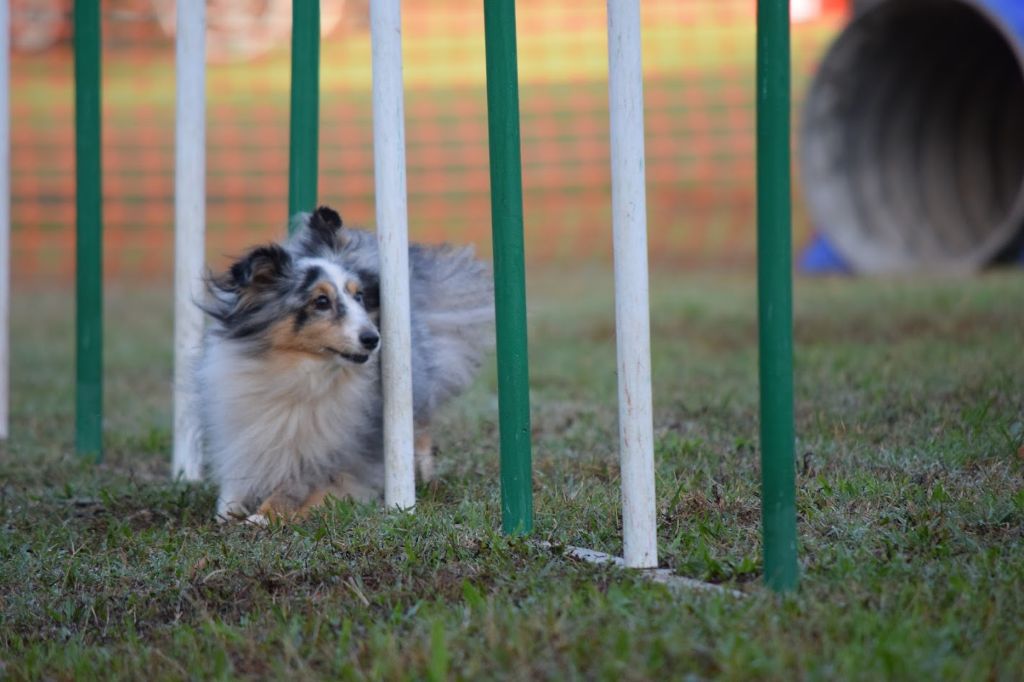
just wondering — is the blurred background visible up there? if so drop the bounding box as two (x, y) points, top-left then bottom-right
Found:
(12, 0), (849, 281)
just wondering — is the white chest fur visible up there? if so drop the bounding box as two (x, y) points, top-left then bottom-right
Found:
(199, 341), (377, 513)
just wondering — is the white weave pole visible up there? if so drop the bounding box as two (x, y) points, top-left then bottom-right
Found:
(370, 0), (416, 509)
(172, 0), (206, 480)
(607, 0), (658, 568)
(0, 0), (9, 440)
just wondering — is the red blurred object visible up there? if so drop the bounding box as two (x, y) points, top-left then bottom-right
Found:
(11, 0), (66, 52)
(792, 0), (850, 22)
(152, 0), (346, 64)
(10, 0), (346, 61)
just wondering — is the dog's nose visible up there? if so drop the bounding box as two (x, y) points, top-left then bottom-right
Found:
(359, 330), (380, 351)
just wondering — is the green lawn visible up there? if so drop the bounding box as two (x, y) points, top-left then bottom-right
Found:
(2, 268), (1023, 680)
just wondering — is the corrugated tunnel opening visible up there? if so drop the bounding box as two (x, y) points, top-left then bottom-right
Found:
(801, 0), (1024, 272)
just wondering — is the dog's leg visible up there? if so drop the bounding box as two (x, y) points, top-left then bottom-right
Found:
(292, 488), (332, 518)
(217, 501), (249, 524)
(280, 471), (376, 518)
(313, 473), (377, 507)
(216, 486), (252, 524)
(249, 487), (308, 526)
(247, 468), (382, 525)
(414, 426), (436, 484)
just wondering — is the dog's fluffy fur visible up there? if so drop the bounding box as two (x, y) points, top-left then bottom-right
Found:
(195, 206), (493, 522)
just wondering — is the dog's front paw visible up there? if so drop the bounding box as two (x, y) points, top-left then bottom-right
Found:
(244, 513), (270, 527)
(216, 495), (251, 524)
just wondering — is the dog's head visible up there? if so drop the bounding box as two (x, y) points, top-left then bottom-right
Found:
(290, 206), (381, 314)
(204, 230), (381, 366)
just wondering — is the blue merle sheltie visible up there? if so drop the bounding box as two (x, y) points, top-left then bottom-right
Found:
(196, 206), (493, 523)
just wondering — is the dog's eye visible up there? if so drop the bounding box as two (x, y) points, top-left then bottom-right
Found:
(313, 295), (332, 311)
(353, 291), (364, 304)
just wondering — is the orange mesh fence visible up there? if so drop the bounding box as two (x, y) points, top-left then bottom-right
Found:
(10, 0), (846, 282)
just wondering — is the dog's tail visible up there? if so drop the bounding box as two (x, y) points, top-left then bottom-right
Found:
(409, 243), (495, 414)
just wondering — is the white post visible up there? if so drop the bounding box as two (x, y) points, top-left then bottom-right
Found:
(172, 0), (205, 480)
(0, 0), (9, 440)
(607, 0), (658, 568)
(370, 0), (416, 509)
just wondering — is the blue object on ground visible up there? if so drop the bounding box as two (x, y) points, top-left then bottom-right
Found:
(798, 233), (851, 275)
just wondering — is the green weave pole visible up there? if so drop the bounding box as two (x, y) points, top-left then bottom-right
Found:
(756, 0), (799, 592)
(74, 0), (102, 460)
(288, 0), (320, 228)
(483, 0), (533, 535)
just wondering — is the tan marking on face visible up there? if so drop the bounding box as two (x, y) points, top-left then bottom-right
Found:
(311, 282), (336, 302)
(266, 315), (351, 361)
(344, 279), (360, 297)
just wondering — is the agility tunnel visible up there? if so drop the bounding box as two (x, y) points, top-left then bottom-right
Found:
(800, 0), (1024, 273)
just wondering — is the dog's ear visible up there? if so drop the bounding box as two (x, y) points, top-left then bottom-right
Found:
(357, 269), (380, 312)
(202, 244), (292, 324)
(311, 205), (342, 232)
(302, 205), (346, 252)
(229, 244), (292, 291)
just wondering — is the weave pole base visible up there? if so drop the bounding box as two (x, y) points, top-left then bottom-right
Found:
(537, 542), (745, 598)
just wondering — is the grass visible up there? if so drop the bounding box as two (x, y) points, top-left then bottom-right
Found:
(2, 267), (1023, 680)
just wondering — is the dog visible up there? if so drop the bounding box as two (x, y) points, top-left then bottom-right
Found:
(195, 206), (494, 523)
